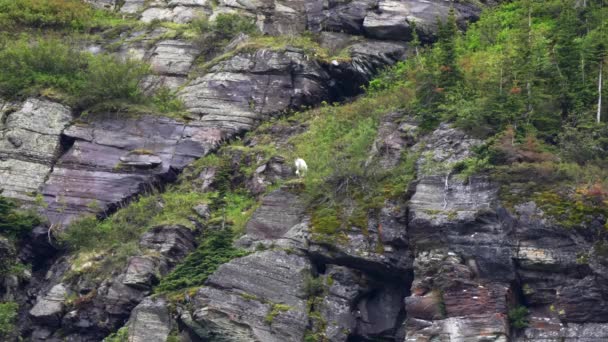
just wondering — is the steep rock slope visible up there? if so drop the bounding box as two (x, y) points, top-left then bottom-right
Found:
(4, 1), (607, 342)
(0, 1), (488, 341)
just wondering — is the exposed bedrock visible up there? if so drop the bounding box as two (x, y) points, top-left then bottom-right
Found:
(111, 0), (482, 42)
(41, 114), (226, 225)
(23, 225), (196, 341)
(0, 99), (72, 201)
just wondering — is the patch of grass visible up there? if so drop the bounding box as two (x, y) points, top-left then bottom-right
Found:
(0, 301), (18, 339)
(59, 191), (211, 252)
(200, 33), (352, 70)
(532, 189), (608, 230)
(191, 13), (259, 63)
(0, 37), (187, 118)
(284, 91), (416, 242)
(493, 161), (608, 230)
(0, 0), (135, 32)
(58, 191), (212, 284)
(155, 228), (248, 292)
(311, 207), (341, 237)
(265, 303), (291, 325)
(0, 38), (149, 108)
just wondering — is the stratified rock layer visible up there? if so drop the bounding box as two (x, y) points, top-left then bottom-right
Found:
(0, 99), (72, 201)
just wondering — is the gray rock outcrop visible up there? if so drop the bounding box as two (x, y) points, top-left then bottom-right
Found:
(190, 250), (312, 342)
(0, 99), (72, 201)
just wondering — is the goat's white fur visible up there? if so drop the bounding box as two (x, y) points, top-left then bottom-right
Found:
(295, 158), (308, 177)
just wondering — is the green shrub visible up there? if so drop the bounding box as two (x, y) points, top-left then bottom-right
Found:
(103, 327), (129, 342)
(78, 54), (149, 109)
(191, 13), (258, 58)
(152, 87), (186, 114)
(0, 195), (39, 240)
(311, 207), (341, 237)
(303, 275), (325, 297)
(0, 38), (87, 98)
(508, 305), (529, 329)
(0, 301), (18, 339)
(155, 228), (248, 292)
(559, 123), (608, 165)
(59, 191), (209, 252)
(57, 215), (106, 252)
(0, 38), (149, 109)
(265, 303), (291, 325)
(0, 0), (131, 31)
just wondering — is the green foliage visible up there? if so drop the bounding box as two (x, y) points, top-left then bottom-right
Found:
(103, 327), (129, 342)
(59, 191), (210, 252)
(303, 275), (326, 298)
(0, 195), (39, 240)
(533, 189), (608, 229)
(290, 90), (415, 240)
(191, 13), (258, 58)
(0, 38), (149, 109)
(0, 301), (18, 339)
(0, 38), (87, 98)
(452, 156), (492, 180)
(155, 228), (248, 292)
(311, 208), (341, 237)
(0, 0), (130, 31)
(265, 303), (291, 325)
(372, 0), (608, 148)
(508, 305), (529, 329)
(559, 122), (608, 165)
(152, 87), (186, 114)
(78, 54), (149, 109)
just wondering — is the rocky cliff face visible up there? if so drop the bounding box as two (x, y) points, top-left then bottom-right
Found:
(2, 1), (608, 342)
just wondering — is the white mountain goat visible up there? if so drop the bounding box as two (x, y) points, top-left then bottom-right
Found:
(295, 158), (308, 178)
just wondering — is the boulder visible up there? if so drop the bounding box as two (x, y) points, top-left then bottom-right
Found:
(139, 225), (197, 263)
(244, 189), (305, 240)
(29, 284), (68, 326)
(362, 0), (481, 42)
(122, 256), (166, 290)
(126, 297), (173, 342)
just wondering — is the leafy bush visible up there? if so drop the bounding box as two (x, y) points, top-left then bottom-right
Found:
(508, 305), (529, 329)
(152, 87), (186, 114)
(303, 275), (325, 297)
(192, 13), (258, 57)
(58, 215), (107, 252)
(78, 54), (149, 108)
(0, 301), (18, 339)
(59, 191), (209, 252)
(559, 123), (608, 165)
(0, 38), (87, 98)
(103, 327), (129, 342)
(0, 195), (39, 240)
(155, 228), (248, 292)
(0, 38), (149, 109)
(0, 0), (129, 31)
